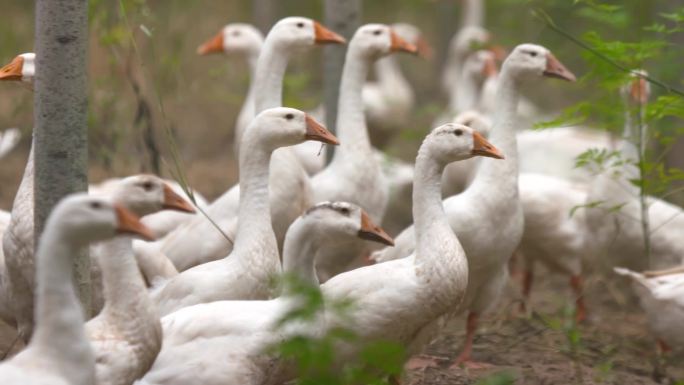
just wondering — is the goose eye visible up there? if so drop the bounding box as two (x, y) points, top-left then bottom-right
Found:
(339, 207), (350, 215)
(373, 30), (382, 36)
(296, 22), (304, 28)
(140, 182), (154, 191)
(529, 51), (537, 57)
(454, 129), (463, 136)
(285, 113), (294, 120)
(90, 202), (103, 210)
(232, 31), (241, 37)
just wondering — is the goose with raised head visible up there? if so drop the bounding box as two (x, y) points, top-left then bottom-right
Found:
(372, 44), (576, 366)
(311, 24), (417, 281)
(196, 22), (264, 156)
(0, 194), (152, 385)
(322, 124), (503, 371)
(138, 202), (392, 385)
(151, 108), (338, 316)
(614, 266), (684, 354)
(440, 26), (491, 105)
(585, 72), (684, 273)
(0, 52), (37, 342)
(139, 17), (345, 273)
(87, 176), (193, 385)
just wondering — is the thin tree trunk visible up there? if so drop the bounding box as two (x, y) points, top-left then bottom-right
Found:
(34, 0), (91, 315)
(323, 0), (361, 164)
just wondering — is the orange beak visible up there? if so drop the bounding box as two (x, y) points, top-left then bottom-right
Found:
(115, 204), (155, 241)
(357, 210), (394, 246)
(630, 77), (649, 105)
(415, 35), (434, 59)
(482, 54), (498, 78)
(543, 52), (576, 82)
(314, 22), (346, 45)
(0, 55), (24, 81)
(197, 31), (225, 55)
(162, 184), (196, 213)
(471, 131), (504, 159)
(305, 114), (339, 145)
(390, 30), (418, 55)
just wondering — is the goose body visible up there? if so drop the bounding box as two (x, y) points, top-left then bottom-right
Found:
(311, 24), (417, 281)
(139, 202), (391, 385)
(0, 128), (21, 159)
(373, 44), (576, 364)
(137, 18), (345, 273)
(151, 108), (338, 316)
(0, 194), (152, 385)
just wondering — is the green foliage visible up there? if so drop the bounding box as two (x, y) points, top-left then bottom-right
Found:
(475, 371), (516, 385)
(270, 274), (406, 385)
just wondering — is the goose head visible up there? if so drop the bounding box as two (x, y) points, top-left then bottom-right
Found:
(503, 44), (576, 82)
(0, 52), (35, 84)
(247, 107), (339, 150)
(50, 194), (155, 246)
(424, 123), (504, 165)
(620, 70), (650, 105)
(463, 49), (498, 82)
(351, 24), (418, 60)
(304, 201), (394, 246)
(391, 23), (432, 59)
(451, 26), (490, 57)
(267, 17), (345, 52)
(102, 175), (196, 217)
(197, 23), (264, 56)
(453, 110), (492, 138)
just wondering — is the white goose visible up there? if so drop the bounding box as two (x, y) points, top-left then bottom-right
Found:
(196, 22), (264, 156)
(151, 108), (338, 316)
(0, 194), (152, 385)
(614, 266), (684, 353)
(372, 44), (576, 366)
(0, 52), (37, 342)
(322, 124), (503, 370)
(138, 202), (392, 385)
(87, 176), (194, 385)
(139, 17), (345, 272)
(585, 72), (684, 273)
(89, 175), (195, 312)
(311, 24), (417, 281)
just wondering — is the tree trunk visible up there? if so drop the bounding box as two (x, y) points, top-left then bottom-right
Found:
(34, 0), (91, 315)
(323, 0), (361, 164)
(252, 0), (279, 34)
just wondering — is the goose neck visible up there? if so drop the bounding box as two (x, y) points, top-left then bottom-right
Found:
(97, 236), (149, 314)
(374, 56), (409, 93)
(32, 225), (93, 384)
(469, 68), (519, 191)
(412, 150), (449, 256)
(455, 70), (482, 113)
(281, 218), (319, 289)
(253, 39), (289, 113)
(462, 0), (484, 27)
(332, 48), (373, 163)
(234, 140), (276, 252)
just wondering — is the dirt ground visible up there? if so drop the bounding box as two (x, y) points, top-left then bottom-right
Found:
(0, 264), (682, 384)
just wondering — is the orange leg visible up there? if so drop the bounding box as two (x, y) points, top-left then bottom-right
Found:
(657, 339), (671, 354)
(570, 275), (586, 323)
(449, 312), (491, 370)
(519, 267), (534, 313)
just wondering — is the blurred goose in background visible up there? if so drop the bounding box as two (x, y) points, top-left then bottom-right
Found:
(373, 44), (576, 367)
(323, 124), (503, 371)
(87, 176), (194, 385)
(196, 22), (264, 157)
(614, 266), (684, 354)
(151, 108), (338, 316)
(0, 194), (152, 385)
(311, 23), (417, 281)
(139, 202), (392, 385)
(0, 128), (21, 159)
(585, 71), (684, 273)
(138, 17), (345, 273)
(0, 52), (37, 342)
